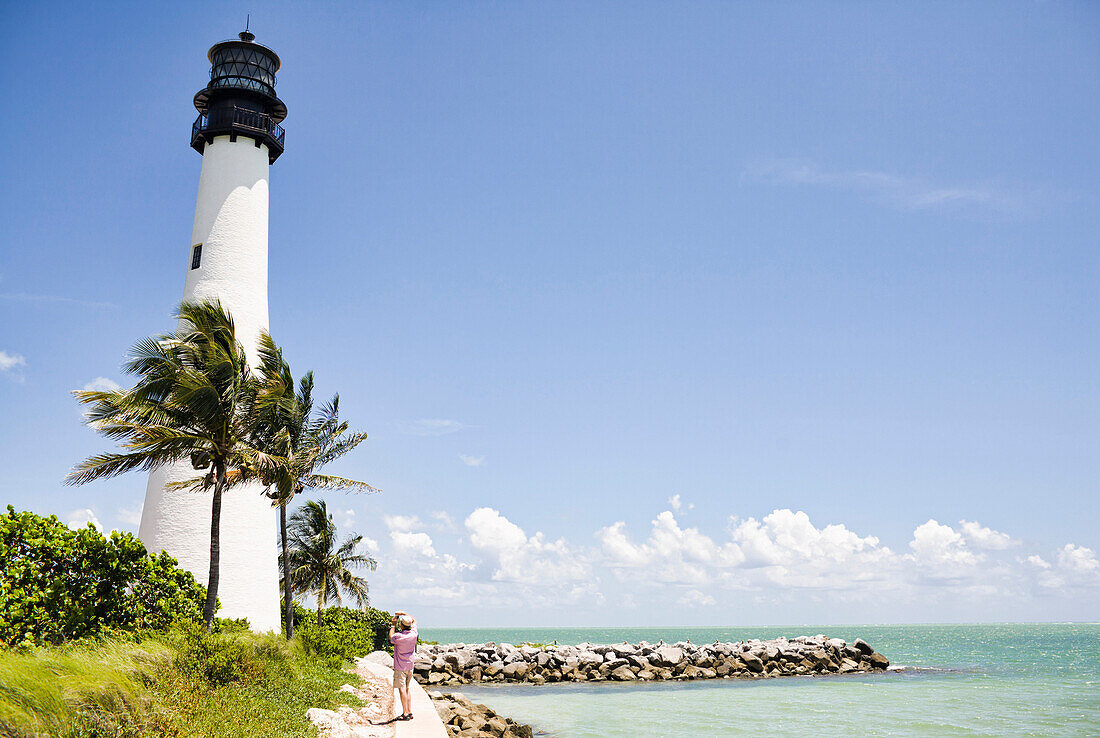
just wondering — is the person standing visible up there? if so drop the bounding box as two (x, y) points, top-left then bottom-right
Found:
(389, 611), (418, 721)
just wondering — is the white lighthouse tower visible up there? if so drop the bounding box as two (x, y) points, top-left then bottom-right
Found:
(137, 29), (288, 632)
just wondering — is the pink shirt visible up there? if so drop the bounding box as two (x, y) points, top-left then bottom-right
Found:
(390, 629), (418, 671)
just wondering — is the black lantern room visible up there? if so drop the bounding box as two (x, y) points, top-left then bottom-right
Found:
(191, 30), (287, 163)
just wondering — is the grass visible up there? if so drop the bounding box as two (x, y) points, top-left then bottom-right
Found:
(0, 626), (364, 738)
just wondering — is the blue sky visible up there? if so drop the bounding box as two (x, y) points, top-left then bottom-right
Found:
(1, 1), (1097, 625)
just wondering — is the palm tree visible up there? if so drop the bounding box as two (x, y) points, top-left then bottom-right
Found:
(248, 334), (379, 639)
(283, 499), (376, 627)
(67, 300), (279, 631)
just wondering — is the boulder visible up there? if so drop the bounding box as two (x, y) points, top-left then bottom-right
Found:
(360, 651), (394, 669)
(869, 652), (890, 669)
(502, 661), (529, 679)
(838, 658), (860, 673)
(611, 664), (638, 681)
(742, 653), (765, 673)
(651, 645), (685, 667)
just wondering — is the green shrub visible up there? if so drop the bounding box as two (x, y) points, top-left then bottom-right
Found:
(0, 506), (206, 646)
(291, 604), (393, 663)
(170, 620), (290, 686)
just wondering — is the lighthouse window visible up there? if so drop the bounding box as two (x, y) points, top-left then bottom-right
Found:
(191, 244), (202, 269)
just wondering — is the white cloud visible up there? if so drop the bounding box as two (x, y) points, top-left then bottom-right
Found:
(0, 292), (115, 309)
(666, 494), (693, 511)
(118, 504), (143, 526)
(1057, 544), (1099, 574)
(384, 514), (422, 532)
(66, 508), (102, 532)
(431, 511), (457, 532)
(677, 589), (717, 608)
(398, 419), (471, 436)
(466, 507), (589, 584)
(728, 509), (892, 588)
(362, 502), (1097, 620)
(82, 377), (122, 392)
(459, 454), (485, 467)
(959, 520), (1015, 550)
(743, 159), (1046, 213)
(906, 520), (980, 579)
(391, 530), (437, 558)
(359, 536), (379, 553)
(339, 508), (357, 530)
(599, 510), (744, 585)
(0, 351), (26, 372)
(1024, 555), (1051, 569)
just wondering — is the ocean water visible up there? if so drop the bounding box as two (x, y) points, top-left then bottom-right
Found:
(418, 624), (1100, 736)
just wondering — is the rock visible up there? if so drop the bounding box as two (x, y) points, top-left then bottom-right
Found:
(742, 653), (765, 673)
(651, 645), (685, 667)
(502, 661), (529, 679)
(305, 708), (354, 738)
(869, 652), (890, 669)
(611, 664), (638, 681)
(486, 716), (510, 736)
(838, 658), (860, 673)
(360, 650), (395, 669)
(601, 657), (630, 674)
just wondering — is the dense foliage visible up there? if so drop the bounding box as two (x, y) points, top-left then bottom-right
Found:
(292, 604), (393, 662)
(0, 507), (206, 647)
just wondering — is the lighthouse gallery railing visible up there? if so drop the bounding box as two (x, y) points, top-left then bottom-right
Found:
(191, 106), (285, 148)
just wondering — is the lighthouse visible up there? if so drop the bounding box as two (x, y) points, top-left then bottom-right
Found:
(137, 29), (287, 632)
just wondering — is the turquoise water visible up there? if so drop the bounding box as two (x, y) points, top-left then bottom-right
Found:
(418, 624), (1100, 736)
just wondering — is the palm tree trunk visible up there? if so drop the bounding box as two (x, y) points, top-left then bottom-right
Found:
(202, 468), (226, 632)
(280, 499), (294, 640)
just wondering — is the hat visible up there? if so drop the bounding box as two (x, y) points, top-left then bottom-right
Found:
(399, 614), (414, 629)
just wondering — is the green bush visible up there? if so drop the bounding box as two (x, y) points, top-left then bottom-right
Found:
(291, 604), (393, 663)
(0, 506), (207, 647)
(170, 620), (291, 686)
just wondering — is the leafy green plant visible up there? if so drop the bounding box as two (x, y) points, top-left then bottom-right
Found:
(291, 604), (393, 662)
(0, 506), (206, 647)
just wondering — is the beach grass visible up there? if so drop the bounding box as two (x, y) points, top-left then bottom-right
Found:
(0, 627), (363, 737)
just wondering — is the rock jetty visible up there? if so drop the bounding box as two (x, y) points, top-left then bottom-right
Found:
(414, 636), (888, 686)
(429, 691), (535, 738)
